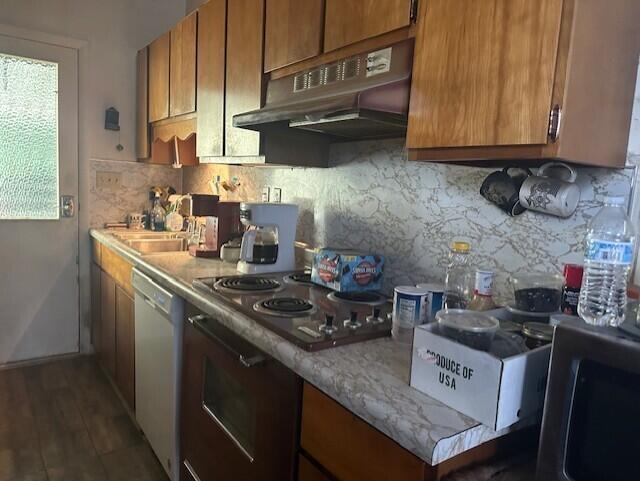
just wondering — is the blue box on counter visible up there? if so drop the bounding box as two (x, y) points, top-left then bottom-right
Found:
(311, 248), (384, 292)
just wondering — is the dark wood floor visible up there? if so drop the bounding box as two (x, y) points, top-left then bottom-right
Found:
(0, 356), (168, 481)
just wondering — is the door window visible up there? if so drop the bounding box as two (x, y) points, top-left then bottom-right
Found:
(202, 356), (256, 459)
(0, 52), (58, 219)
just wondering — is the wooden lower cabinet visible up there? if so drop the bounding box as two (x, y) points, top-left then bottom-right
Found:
(300, 383), (531, 481)
(99, 271), (117, 379)
(90, 262), (101, 348)
(115, 286), (135, 411)
(298, 455), (334, 481)
(92, 240), (136, 412)
(301, 383), (427, 481)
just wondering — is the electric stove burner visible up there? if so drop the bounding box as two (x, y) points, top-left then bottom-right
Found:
(253, 297), (317, 317)
(215, 276), (282, 294)
(284, 271), (313, 285)
(328, 291), (386, 306)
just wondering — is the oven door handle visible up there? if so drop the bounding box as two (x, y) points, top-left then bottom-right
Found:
(188, 314), (266, 368)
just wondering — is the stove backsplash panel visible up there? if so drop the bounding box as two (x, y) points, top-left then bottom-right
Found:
(184, 140), (634, 302)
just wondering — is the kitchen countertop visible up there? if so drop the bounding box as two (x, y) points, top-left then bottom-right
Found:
(91, 229), (537, 466)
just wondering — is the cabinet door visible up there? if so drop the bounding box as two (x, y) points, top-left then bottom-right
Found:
(148, 32), (170, 123)
(170, 12), (198, 117)
(136, 47), (150, 159)
(196, 0), (226, 157)
(264, 0), (324, 72)
(301, 383), (427, 481)
(99, 271), (116, 378)
(225, 0), (265, 157)
(115, 286), (135, 411)
(324, 0), (412, 52)
(407, 0), (563, 150)
(298, 455), (333, 481)
(91, 263), (101, 351)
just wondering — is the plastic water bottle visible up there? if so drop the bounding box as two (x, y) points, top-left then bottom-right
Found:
(578, 196), (635, 326)
(443, 241), (472, 309)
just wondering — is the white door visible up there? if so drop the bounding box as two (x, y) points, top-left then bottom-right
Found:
(0, 34), (79, 364)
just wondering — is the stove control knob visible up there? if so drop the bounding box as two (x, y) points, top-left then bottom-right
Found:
(319, 314), (338, 335)
(344, 311), (362, 330)
(366, 307), (384, 325)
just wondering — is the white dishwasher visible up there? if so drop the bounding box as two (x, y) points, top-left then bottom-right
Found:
(132, 268), (184, 481)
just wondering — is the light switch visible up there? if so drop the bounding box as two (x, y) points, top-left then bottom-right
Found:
(272, 188), (282, 203)
(96, 171), (122, 191)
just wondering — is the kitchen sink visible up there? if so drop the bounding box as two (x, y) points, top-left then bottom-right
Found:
(125, 238), (188, 254)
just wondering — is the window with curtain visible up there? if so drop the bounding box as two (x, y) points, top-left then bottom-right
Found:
(0, 52), (58, 219)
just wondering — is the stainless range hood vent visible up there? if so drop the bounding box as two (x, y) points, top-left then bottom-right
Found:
(233, 40), (414, 140)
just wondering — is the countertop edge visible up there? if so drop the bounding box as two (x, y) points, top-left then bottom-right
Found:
(90, 229), (535, 466)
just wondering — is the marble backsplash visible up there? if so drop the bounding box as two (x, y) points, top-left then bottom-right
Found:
(89, 158), (182, 228)
(183, 140), (635, 302)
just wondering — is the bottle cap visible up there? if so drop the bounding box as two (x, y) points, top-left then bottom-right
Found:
(451, 241), (470, 253)
(563, 264), (584, 288)
(604, 196), (625, 205)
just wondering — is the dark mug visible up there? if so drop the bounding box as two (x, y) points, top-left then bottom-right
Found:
(480, 167), (532, 216)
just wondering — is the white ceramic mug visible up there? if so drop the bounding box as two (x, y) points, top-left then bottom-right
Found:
(519, 162), (581, 218)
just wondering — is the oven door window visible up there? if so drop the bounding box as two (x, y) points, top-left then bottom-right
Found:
(202, 356), (256, 460)
(566, 359), (640, 481)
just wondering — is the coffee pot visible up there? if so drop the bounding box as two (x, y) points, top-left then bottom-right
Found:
(240, 225), (279, 264)
(237, 202), (298, 274)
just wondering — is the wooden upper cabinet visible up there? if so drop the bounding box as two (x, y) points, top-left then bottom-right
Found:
(196, 0), (226, 157)
(225, 0), (265, 157)
(264, 0), (324, 72)
(148, 32), (170, 123)
(136, 47), (150, 159)
(407, 0), (563, 150)
(324, 0), (413, 52)
(170, 12), (198, 117)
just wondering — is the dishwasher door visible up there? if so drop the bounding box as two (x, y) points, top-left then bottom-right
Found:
(133, 268), (183, 481)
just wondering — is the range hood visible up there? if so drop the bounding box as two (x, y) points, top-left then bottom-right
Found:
(233, 40), (414, 140)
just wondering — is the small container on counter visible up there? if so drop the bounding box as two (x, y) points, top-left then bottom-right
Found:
(392, 286), (429, 343)
(467, 270), (497, 311)
(561, 264), (584, 316)
(436, 309), (500, 351)
(415, 283), (444, 322)
(510, 273), (564, 313)
(522, 322), (555, 349)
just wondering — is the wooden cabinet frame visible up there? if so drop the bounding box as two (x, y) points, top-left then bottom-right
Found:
(407, 0), (640, 167)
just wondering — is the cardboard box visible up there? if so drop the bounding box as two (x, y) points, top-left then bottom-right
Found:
(311, 249), (384, 292)
(409, 323), (551, 430)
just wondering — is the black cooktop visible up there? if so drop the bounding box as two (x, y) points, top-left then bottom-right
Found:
(284, 272), (313, 285)
(193, 272), (391, 351)
(215, 276), (282, 293)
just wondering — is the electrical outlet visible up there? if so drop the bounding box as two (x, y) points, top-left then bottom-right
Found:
(96, 171), (122, 191)
(261, 187), (270, 202)
(272, 188), (282, 203)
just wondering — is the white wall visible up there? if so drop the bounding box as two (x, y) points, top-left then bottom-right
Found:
(186, 0), (207, 13)
(0, 0), (186, 353)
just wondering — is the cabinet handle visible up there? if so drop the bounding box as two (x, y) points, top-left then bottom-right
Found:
(410, 0), (419, 22)
(188, 315), (266, 368)
(183, 460), (202, 481)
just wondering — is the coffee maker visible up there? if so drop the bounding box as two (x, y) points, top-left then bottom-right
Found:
(180, 194), (242, 258)
(237, 202), (298, 274)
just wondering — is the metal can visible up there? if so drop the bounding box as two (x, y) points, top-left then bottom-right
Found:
(393, 286), (429, 330)
(416, 283), (445, 322)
